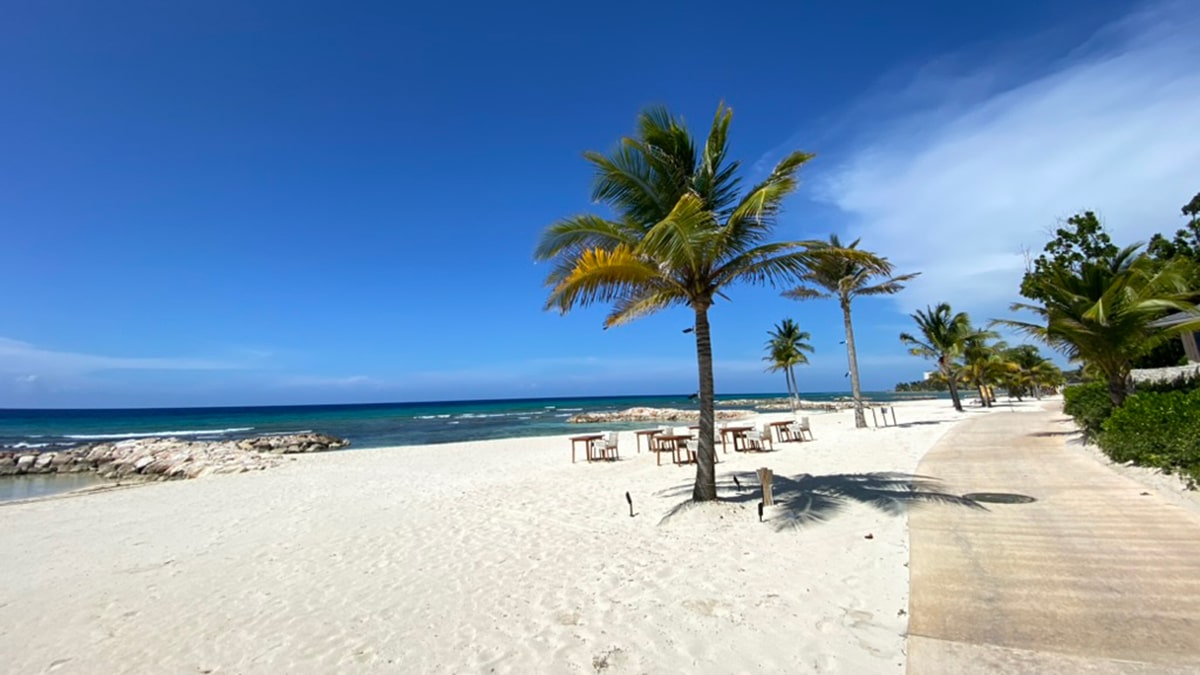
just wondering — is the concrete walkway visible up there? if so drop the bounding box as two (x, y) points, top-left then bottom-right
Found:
(908, 403), (1200, 674)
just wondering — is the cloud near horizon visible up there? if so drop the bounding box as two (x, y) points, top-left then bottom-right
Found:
(0, 337), (242, 378)
(817, 0), (1200, 326)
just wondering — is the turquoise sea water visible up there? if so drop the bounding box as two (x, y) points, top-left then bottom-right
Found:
(0, 392), (939, 451)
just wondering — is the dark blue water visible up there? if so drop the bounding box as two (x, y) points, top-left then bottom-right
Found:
(0, 392), (938, 451)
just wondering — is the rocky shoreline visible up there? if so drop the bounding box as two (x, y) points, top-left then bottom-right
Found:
(0, 433), (350, 482)
(567, 407), (757, 424)
(568, 400), (861, 423)
(717, 398), (862, 412)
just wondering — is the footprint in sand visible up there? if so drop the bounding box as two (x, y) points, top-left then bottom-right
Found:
(555, 611), (581, 626)
(682, 599), (744, 624)
(842, 609), (874, 628)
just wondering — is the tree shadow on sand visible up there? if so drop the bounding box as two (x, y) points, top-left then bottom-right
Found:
(658, 472), (986, 530)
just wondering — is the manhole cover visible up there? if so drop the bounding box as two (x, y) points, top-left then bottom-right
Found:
(962, 492), (1037, 504)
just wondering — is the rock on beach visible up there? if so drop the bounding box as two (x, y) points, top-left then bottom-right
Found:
(0, 433), (350, 483)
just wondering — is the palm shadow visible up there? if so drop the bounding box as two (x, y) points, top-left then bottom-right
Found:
(659, 471), (986, 529)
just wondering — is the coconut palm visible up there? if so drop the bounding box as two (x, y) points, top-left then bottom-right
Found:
(999, 344), (1062, 400)
(763, 319), (813, 409)
(957, 336), (1010, 407)
(998, 246), (1200, 407)
(535, 104), (827, 501)
(783, 235), (918, 428)
(900, 303), (986, 412)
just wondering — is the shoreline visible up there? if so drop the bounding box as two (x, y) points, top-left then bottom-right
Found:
(0, 398), (1025, 672)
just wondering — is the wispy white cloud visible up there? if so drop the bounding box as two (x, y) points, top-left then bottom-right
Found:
(0, 337), (243, 376)
(275, 374), (381, 388)
(817, 0), (1200, 325)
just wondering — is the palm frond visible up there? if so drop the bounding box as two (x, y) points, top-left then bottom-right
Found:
(544, 246), (661, 313)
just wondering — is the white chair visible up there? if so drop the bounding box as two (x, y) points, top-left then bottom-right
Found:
(742, 426), (770, 452)
(589, 431), (619, 461)
(793, 416), (814, 441)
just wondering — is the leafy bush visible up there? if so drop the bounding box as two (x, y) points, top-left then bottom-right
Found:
(1062, 381), (1114, 440)
(1099, 389), (1200, 487)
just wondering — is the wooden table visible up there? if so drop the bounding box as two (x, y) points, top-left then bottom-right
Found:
(719, 425), (754, 452)
(634, 428), (662, 454)
(570, 433), (605, 463)
(768, 420), (796, 443)
(653, 433), (693, 466)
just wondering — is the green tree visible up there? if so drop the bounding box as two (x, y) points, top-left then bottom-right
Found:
(1148, 192), (1200, 262)
(900, 303), (984, 412)
(999, 246), (1200, 407)
(1021, 212), (1118, 303)
(536, 104), (822, 501)
(958, 336), (1009, 407)
(782, 235), (917, 428)
(999, 344), (1062, 400)
(763, 319), (813, 409)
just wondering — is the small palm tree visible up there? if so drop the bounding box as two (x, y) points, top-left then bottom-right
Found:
(900, 303), (986, 412)
(784, 235), (917, 428)
(957, 336), (1011, 407)
(998, 246), (1199, 406)
(763, 319), (813, 409)
(536, 104), (823, 502)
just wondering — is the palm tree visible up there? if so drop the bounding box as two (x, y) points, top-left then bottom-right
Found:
(764, 319), (813, 408)
(999, 344), (1062, 400)
(783, 235), (918, 428)
(535, 104), (827, 501)
(998, 246), (1199, 407)
(957, 336), (1010, 407)
(900, 303), (985, 412)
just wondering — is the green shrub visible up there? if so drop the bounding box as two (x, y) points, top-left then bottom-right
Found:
(1099, 389), (1200, 487)
(1062, 381), (1114, 440)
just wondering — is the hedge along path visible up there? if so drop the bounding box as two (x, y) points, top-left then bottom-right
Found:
(907, 402), (1200, 674)
(1098, 387), (1200, 485)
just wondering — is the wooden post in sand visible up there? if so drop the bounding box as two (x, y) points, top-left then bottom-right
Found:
(756, 467), (774, 506)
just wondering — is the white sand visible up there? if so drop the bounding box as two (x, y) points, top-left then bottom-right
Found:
(0, 399), (1031, 673)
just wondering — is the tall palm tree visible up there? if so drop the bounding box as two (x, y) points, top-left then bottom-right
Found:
(535, 104), (827, 502)
(764, 319), (813, 408)
(900, 303), (984, 412)
(998, 246), (1199, 407)
(783, 235), (918, 428)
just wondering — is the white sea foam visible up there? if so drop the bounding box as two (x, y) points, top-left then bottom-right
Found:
(64, 427), (255, 440)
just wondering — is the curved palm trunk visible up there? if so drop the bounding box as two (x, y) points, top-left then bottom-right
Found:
(786, 366), (799, 411)
(692, 304), (717, 501)
(841, 297), (867, 429)
(941, 357), (964, 412)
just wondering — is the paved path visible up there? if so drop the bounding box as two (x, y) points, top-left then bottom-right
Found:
(908, 404), (1200, 674)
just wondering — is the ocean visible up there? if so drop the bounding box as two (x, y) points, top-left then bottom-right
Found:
(0, 391), (937, 452)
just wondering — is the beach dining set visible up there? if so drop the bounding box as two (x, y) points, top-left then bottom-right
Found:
(570, 416), (815, 464)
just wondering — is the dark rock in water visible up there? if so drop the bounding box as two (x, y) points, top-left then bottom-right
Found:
(0, 433), (351, 483)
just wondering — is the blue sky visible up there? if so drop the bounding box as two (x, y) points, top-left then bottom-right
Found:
(3, 0), (1198, 408)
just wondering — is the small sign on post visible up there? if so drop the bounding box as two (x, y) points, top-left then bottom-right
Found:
(756, 467), (774, 507)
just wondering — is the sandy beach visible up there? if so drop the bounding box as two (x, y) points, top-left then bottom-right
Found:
(0, 398), (1039, 673)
